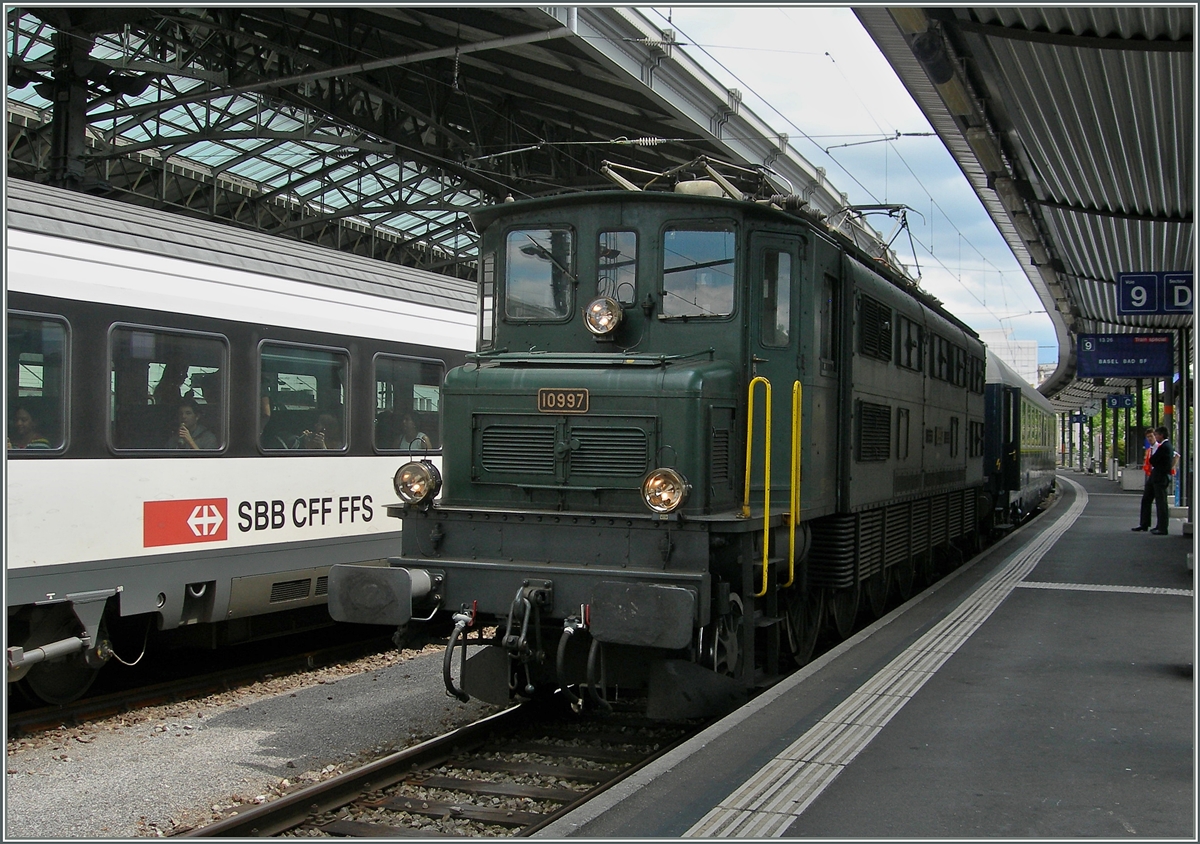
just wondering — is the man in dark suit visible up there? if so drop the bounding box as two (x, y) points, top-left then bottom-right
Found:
(1134, 426), (1174, 534)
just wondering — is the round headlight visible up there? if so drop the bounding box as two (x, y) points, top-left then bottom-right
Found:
(584, 296), (624, 336)
(394, 460), (442, 505)
(642, 467), (690, 514)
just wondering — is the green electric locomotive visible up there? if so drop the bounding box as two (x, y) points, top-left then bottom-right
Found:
(329, 160), (988, 718)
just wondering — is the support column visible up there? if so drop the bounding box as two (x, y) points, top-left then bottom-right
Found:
(46, 30), (96, 189)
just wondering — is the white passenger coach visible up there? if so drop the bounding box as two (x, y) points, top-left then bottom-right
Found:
(6, 180), (476, 702)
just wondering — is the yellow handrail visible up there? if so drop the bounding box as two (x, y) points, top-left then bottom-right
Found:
(743, 377), (771, 597)
(783, 380), (802, 588)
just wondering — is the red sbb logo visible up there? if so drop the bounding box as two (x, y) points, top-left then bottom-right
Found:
(144, 498), (228, 548)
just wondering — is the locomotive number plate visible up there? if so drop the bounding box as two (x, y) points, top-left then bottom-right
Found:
(538, 388), (589, 413)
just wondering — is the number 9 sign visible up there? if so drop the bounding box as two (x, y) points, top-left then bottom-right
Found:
(1118, 273), (1159, 315)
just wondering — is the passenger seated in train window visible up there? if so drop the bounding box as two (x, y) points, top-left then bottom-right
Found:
(395, 413), (432, 451)
(167, 397), (218, 450)
(293, 411), (343, 450)
(259, 395), (291, 450)
(7, 404), (51, 449)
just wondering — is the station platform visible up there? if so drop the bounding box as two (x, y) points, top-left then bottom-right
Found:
(537, 470), (1195, 838)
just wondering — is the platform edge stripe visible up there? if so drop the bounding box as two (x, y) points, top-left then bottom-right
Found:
(1014, 581), (1193, 597)
(721, 758), (799, 806)
(779, 721), (873, 762)
(756, 762), (842, 815)
(684, 807), (755, 837)
(808, 723), (882, 766)
(856, 666), (927, 698)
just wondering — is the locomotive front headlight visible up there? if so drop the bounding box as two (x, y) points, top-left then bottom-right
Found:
(642, 467), (690, 514)
(394, 460), (442, 505)
(583, 296), (624, 336)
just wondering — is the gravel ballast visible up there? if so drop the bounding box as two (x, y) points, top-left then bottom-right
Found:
(5, 645), (500, 838)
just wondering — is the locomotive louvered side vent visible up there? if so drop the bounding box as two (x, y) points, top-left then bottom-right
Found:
(884, 503), (910, 566)
(481, 424), (556, 474)
(859, 294), (893, 361)
(711, 428), (730, 484)
(315, 576), (328, 597)
(808, 515), (856, 590)
(270, 578), (312, 603)
(858, 509), (884, 579)
(571, 427), (647, 476)
(856, 401), (891, 462)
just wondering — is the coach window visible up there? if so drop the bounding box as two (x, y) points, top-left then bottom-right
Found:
(109, 326), (227, 451)
(506, 228), (575, 320)
(761, 249), (792, 347)
(7, 313), (67, 452)
(260, 343), (348, 452)
(661, 227), (736, 318)
(374, 355), (445, 452)
(598, 231), (638, 305)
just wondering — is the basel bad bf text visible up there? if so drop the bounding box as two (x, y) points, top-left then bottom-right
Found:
(237, 496), (374, 531)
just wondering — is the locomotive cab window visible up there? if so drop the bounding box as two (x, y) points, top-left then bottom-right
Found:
(109, 326), (227, 451)
(505, 228), (575, 320)
(260, 343), (348, 452)
(598, 231), (638, 305)
(661, 227), (735, 318)
(7, 313), (67, 452)
(374, 355), (445, 452)
(760, 249), (792, 347)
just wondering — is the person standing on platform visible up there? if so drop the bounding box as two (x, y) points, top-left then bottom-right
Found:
(1133, 426), (1173, 534)
(1132, 428), (1157, 532)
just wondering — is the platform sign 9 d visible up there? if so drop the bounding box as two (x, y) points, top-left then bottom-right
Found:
(1118, 271), (1193, 315)
(1077, 333), (1173, 378)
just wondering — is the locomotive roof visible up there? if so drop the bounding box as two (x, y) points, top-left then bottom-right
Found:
(470, 189), (978, 340)
(6, 178), (476, 315)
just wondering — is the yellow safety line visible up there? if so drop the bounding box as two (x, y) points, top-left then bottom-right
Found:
(744, 377), (771, 598)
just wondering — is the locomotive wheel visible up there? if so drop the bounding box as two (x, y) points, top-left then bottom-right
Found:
(710, 593), (745, 678)
(892, 556), (916, 602)
(783, 587), (823, 666)
(18, 654), (100, 705)
(825, 586), (859, 641)
(863, 571), (889, 619)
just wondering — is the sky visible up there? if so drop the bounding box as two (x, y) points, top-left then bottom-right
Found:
(643, 6), (1058, 366)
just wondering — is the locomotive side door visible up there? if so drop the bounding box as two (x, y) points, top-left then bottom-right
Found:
(747, 231), (836, 519)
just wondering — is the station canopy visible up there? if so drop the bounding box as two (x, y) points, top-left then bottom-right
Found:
(6, 6), (898, 280)
(856, 7), (1194, 411)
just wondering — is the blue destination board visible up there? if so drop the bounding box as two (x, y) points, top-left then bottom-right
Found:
(1118, 271), (1193, 315)
(1077, 334), (1174, 378)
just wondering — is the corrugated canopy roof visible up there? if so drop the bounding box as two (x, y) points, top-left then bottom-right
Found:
(855, 7), (1194, 412)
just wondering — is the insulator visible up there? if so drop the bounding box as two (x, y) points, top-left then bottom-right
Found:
(628, 137), (665, 146)
(769, 194), (808, 211)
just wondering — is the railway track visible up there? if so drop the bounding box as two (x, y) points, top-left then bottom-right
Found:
(7, 634), (396, 736)
(184, 698), (704, 837)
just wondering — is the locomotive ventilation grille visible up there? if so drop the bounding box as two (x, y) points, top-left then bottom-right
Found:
(571, 428), (648, 476)
(481, 425), (557, 473)
(480, 423), (647, 477)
